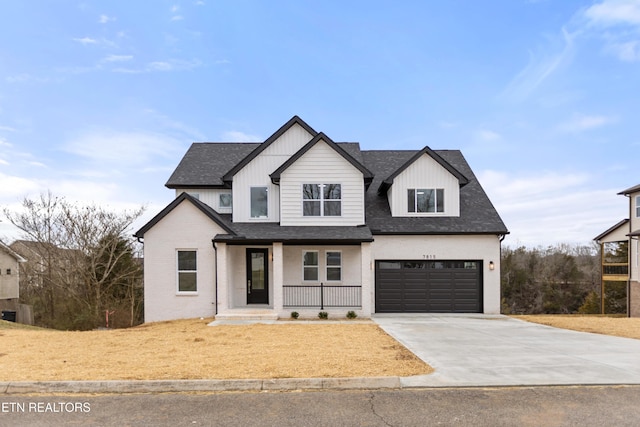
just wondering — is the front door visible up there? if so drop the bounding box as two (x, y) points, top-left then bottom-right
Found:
(246, 248), (269, 304)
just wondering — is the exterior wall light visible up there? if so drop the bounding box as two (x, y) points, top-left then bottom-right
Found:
(489, 261), (495, 271)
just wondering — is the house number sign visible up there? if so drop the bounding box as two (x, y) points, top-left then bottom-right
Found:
(422, 254), (437, 259)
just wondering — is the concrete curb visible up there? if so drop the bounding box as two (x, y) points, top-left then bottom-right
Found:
(0, 376), (404, 394)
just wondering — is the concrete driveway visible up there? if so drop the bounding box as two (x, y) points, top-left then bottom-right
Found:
(373, 314), (640, 387)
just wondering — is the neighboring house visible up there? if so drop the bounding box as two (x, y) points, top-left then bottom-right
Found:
(135, 116), (509, 322)
(594, 184), (640, 317)
(0, 240), (26, 302)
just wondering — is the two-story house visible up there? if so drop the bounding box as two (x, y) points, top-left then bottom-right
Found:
(0, 240), (26, 317)
(135, 116), (508, 322)
(594, 184), (640, 317)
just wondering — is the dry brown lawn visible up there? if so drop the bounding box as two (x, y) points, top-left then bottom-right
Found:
(512, 315), (640, 340)
(0, 318), (432, 381)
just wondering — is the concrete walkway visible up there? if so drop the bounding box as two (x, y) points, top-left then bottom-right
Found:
(373, 313), (640, 387)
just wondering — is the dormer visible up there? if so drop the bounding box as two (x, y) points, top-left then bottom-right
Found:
(377, 147), (468, 218)
(271, 132), (373, 226)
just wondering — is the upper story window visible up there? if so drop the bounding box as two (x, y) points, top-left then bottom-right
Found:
(250, 187), (268, 218)
(219, 193), (232, 208)
(636, 196), (640, 217)
(408, 188), (444, 213)
(303, 184), (341, 216)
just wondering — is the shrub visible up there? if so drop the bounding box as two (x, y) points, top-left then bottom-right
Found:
(318, 311), (328, 319)
(290, 311), (299, 319)
(346, 311), (357, 319)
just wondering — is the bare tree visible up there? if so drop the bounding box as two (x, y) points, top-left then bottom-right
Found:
(3, 191), (145, 329)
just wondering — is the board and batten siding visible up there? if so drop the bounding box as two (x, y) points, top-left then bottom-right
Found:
(279, 140), (365, 226)
(388, 154), (461, 217)
(232, 123), (314, 222)
(143, 200), (224, 322)
(175, 189), (233, 214)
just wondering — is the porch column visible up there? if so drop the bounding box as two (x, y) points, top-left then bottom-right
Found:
(215, 242), (229, 313)
(272, 242), (284, 314)
(360, 241), (372, 317)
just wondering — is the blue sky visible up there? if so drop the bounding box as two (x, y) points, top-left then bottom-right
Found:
(0, 0), (638, 246)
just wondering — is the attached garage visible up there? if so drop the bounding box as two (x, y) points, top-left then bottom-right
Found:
(375, 260), (482, 313)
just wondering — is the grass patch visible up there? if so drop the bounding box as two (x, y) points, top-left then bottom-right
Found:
(512, 315), (640, 340)
(1, 318), (432, 381)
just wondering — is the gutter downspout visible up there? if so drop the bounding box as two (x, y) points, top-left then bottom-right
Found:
(212, 240), (218, 316)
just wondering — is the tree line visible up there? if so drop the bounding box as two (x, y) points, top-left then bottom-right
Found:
(500, 243), (626, 315)
(3, 192), (144, 330)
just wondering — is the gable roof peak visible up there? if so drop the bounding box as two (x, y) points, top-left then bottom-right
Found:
(270, 131), (374, 187)
(222, 116), (318, 182)
(377, 146), (469, 195)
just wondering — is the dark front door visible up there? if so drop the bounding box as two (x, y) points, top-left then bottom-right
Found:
(246, 248), (269, 304)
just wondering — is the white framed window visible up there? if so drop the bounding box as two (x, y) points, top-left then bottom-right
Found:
(219, 193), (232, 208)
(303, 251), (319, 281)
(636, 196), (640, 217)
(326, 251), (342, 281)
(177, 250), (197, 293)
(250, 187), (268, 218)
(302, 184), (341, 216)
(408, 188), (444, 213)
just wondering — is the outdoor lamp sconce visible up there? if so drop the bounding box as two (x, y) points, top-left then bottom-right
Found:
(489, 261), (495, 271)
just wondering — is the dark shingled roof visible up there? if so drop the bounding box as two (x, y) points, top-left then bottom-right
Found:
(362, 150), (508, 235)
(152, 117), (509, 240)
(165, 143), (259, 188)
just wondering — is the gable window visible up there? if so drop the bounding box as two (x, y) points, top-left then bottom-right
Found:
(250, 187), (268, 218)
(302, 184), (341, 216)
(219, 193), (232, 208)
(303, 251), (319, 281)
(326, 251), (342, 281)
(177, 250), (197, 293)
(408, 188), (444, 213)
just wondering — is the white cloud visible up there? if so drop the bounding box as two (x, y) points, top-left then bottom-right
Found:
(221, 131), (262, 142)
(98, 14), (115, 24)
(0, 125), (17, 132)
(101, 54), (133, 63)
(475, 129), (502, 142)
(113, 59), (201, 74)
(478, 170), (625, 246)
(584, 0), (640, 26)
(607, 40), (640, 61)
(501, 28), (575, 102)
(63, 130), (184, 167)
(5, 74), (49, 84)
(171, 15), (184, 21)
(73, 37), (98, 45)
(558, 114), (617, 132)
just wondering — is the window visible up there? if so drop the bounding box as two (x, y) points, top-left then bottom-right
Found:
(408, 188), (444, 213)
(636, 196), (640, 217)
(250, 187), (268, 218)
(177, 250), (197, 293)
(303, 184), (341, 216)
(326, 251), (342, 281)
(6, 269), (11, 275)
(303, 251), (319, 281)
(219, 193), (232, 208)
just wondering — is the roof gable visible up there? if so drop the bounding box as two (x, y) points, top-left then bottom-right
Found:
(134, 192), (235, 238)
(594, 219), (630, 242)
(619, 184), (640, 195)
(0, 240), (26, 262)
(222, 116), (318, 182)
(269, 132), (374, 187)
(377, 146), (469, 195)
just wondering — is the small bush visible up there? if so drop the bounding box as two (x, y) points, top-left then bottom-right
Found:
(290, 311), (299, 319)
(318, 311), (328, 319)
(346, 311), (357, 319)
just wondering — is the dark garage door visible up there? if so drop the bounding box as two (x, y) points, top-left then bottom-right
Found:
(375, 260), (482, 313)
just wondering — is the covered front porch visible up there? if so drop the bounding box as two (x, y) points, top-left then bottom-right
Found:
(213, 232), (373, 320)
